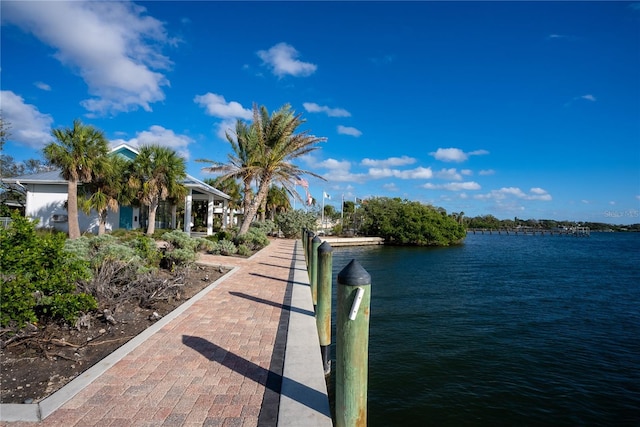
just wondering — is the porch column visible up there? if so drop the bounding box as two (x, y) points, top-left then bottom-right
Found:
(207, 195), (214, 236)
(170, 204), (177, 229)
(184, 190), (193, 236)
(223, 200), (229, 229)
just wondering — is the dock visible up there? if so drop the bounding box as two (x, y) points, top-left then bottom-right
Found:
(467, 227), (590, 237)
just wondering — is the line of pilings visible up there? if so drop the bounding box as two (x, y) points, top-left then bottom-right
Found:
(302, 228), (370, 427)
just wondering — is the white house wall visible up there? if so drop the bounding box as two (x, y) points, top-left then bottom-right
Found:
(26, 183), (119, 234)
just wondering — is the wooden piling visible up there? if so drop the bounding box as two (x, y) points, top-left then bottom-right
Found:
(336, 259), (371, 427)
(317, 241), (333, 375)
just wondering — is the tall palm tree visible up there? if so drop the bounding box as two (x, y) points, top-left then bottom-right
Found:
(79, 155), (132, 235)
(129, 145), (187, 235)
(43, 119), (109, 239)
(198, 120), (260, 228)
(242, 104), (325, 235)
(199, 104), (325, 235)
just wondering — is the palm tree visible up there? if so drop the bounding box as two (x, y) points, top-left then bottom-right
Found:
(129, 145), (187, 236)
(266, 185), (292, 221)
(199, 104), (325, 235)
(241, 104), (325, 235)
(198, 120), (260, 229)
(79, 155), (132, 235)
(43, 119), (109, 239)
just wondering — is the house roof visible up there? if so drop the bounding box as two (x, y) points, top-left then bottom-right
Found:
(2, 170), (67, 184)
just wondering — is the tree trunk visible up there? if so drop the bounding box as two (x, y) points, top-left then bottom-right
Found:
(98, 209), (107, 235)
(67, 179), (81, 239)
(260, 197), (267, 222)
(238, 178), (271, 235)
(146, 199), (159, 235)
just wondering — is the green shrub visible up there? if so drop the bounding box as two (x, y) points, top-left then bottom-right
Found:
(195, 237), (216, 252)
(162, 248), (196, 269)
(130, 235), (161, 267)
(207, 241), (221, 255)
(235, 228), (269, 251)
(218, 239), (237, 256)
(216, 230), (235, 242)
(161, 230), (197, 251)
(275, 210), (317, 238)
(0, 214), (95, 327)
(237, 244), (251, 257)
(250, 220), (277, 235)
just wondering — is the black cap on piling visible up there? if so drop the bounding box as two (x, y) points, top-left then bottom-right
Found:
(337, 259), (371, 286)
(312, 235), (322, 244)
(318, 241), (333, 254)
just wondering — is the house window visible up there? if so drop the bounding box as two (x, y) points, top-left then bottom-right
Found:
(139, 201), (174, 231)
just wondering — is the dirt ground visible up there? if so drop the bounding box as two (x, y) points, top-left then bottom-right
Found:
(0, 263), (229, 404)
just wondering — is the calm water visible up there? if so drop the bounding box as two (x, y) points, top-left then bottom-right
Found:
(329, 232), (640, 426)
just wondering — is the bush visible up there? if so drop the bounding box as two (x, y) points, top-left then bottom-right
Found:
(195, 237), (216, 252)
(275, 210), (317, 238)
(161, 230), (198, 251)
(235, 228), (269, 251)
(130, 235), (162, 267)
(250, 220), (277, 235)
(0, 214), (95, 327)
(216, 229), (235, 242)
(237, 244), (251, 257)
(162, 248), (196, 269)
(218, 239), (237, 256)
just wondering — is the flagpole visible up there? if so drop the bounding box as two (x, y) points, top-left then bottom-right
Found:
(322, 192), (325, 234)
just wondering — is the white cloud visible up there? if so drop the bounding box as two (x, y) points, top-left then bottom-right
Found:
(34, 82), (51, 91)
(303, 102), (350, 117)
(461, 169), (473, 176)
(368, 166), (433, 180)
(361, 156), (416, 167)
(423, 181), (481, 191)
(431, 147), (489, 162)
(475, 187), (552, 201)
(435, 168), (463, 181)
(111, 125), (193, 159)
(194, 93), (252, 120)
(257, 42), (317, 78)
(382, 183), (398, 191)
(3, 1), (174, 115)
(317, 158), (367, 183)
(479, 169), (495, 176)
(215, 118), (239, 141)
(581, 94), (596, 102)
(337, 125), (362, 137)
(0, 90), (53, 148)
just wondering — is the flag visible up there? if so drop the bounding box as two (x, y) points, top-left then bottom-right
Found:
(323, 191), (331, 200)
(295, 177), (309, 188)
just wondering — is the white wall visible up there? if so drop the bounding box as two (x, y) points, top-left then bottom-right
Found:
(26, 184), (120, 235)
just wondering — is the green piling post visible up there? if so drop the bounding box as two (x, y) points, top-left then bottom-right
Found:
(317, 241), (333, 375)
(302, 228), (308, 261)
(336, 259), (371, 427)
(310, 236), (321, 306)
(306, 231), (314, 270)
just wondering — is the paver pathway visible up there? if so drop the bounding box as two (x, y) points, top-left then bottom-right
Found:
(2, 239), (299, 427)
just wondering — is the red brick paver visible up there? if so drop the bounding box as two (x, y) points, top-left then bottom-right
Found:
(3, 239), (297, 426)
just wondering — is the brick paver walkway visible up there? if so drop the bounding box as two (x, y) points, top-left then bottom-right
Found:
(3, 239), (297, 427)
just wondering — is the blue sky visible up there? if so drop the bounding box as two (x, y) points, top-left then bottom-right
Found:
(2, 1), (639, 224)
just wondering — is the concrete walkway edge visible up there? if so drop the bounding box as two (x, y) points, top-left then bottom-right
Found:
(277, 241), (333, 426)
